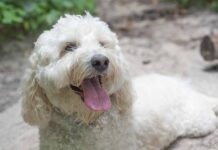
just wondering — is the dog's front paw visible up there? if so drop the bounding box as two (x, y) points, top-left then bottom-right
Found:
(181, 108), (218, 138)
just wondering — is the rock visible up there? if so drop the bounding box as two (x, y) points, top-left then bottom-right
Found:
(200, 35), (218, 61)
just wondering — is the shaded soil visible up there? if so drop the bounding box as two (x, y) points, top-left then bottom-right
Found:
(0, 39), (33, 112)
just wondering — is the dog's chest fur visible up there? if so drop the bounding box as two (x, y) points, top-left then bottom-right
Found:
(39, 107), (138, 150)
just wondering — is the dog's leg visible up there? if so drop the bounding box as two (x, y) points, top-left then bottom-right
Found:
(133, 75), (218, 149)
(178, 95), (218, 138)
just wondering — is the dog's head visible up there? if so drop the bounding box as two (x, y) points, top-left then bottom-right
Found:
(21, 14), (132, 126)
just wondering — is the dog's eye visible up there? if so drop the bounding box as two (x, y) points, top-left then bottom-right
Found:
(99, 41), (107, 48)
(65, 42), (78, 51)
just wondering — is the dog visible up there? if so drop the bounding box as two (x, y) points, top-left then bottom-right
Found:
(21, 13), (218, 150)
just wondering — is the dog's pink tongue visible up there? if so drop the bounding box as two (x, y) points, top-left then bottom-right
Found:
(82, 77), (111, 111)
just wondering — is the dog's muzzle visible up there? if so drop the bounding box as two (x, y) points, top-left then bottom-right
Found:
(69, 54), (111, 112)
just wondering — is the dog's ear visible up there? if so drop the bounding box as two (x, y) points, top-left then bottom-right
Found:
(21, 54), (52, 127)
(112, 80), (134, 114)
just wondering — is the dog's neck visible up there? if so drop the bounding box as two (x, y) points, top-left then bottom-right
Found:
(50, 106), (100, 128)
(50, 103), (123, 128)
(39, 103), (134, 150)
(39, 107), (96, 150)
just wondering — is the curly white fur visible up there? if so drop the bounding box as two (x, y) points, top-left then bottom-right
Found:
(21, 14), (218, 150)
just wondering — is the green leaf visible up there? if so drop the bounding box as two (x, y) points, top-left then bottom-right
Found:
(211, 1), (218, 12)
(2, 10), (15, 24)
(0, 0), (97, 38)
(45, 10), (61, 25)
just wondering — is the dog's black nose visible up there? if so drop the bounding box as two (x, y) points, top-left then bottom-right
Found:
(91, 54), (109, 72)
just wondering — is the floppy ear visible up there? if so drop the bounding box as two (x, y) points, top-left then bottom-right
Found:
(112, 80), (134, 114)
(21, 54), (52, 127)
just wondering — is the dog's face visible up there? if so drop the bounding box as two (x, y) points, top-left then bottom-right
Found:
(30, 14), (128, 117)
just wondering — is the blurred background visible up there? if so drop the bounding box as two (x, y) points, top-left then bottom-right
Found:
(1, 0), (218, 149)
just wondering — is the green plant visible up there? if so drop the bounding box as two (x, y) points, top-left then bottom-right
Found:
(0, 0), (96, 39)
(162, 0), (218, 12)
(210, 1), (218, 12)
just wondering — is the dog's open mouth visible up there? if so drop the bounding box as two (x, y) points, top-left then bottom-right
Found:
(70, 76), (111, 111)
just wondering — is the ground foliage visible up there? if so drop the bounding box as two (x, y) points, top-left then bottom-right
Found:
(0, 0), (96, 39)
(163, 0), (218, 11)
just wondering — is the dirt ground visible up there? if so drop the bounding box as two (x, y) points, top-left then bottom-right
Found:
(1, 1), (218, 149)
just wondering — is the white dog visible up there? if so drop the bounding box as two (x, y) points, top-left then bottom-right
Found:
(21, 14), (218, 150)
